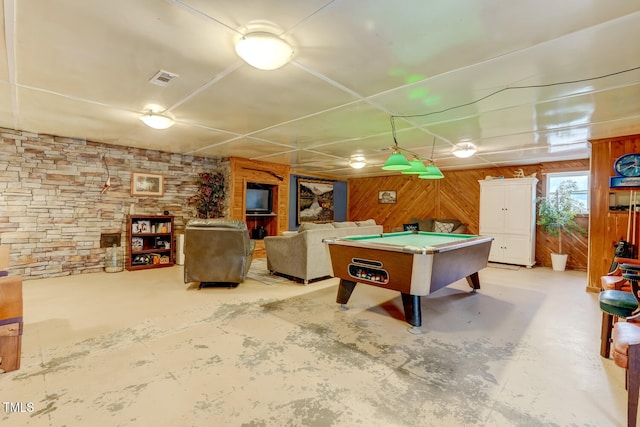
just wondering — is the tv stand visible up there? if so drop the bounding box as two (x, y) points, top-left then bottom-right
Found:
(245, 183), (277, 241)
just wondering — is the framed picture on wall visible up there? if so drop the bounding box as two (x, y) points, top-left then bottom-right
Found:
(297, 179), (335, 223)
(131, 172), (164, 197)
(378, 190), (396, 204)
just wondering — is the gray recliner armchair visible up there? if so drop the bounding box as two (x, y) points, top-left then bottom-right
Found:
(184, 218), (255, 288)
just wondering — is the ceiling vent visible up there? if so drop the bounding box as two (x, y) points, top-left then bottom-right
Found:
(149, 70), (179, 87)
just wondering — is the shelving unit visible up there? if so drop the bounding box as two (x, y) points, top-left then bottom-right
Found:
(589, 135), (640, 291)
(126, 215), (174, 271)
(246, 213), (277, 235)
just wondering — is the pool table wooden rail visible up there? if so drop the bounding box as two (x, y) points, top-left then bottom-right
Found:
(325, 233), (493, 255)
(325, 236), (493, 296)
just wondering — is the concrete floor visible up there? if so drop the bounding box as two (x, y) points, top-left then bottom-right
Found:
(0, 263), (629, 426)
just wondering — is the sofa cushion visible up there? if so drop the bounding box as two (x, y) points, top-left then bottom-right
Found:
(438, 218), (462, 228)
(332, 221), (357, 228)
(298, 223), (334, 232)
(403, 223), (419, 231)
(409, 218), (434, 232)
(451, 223), (468, 234)
(355, 219), (376, 226)
(434, 220), (455, 233)
(406, 217), (466, 233)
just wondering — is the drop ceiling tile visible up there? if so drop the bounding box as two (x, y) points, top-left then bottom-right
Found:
(247, 101), (395, 149)
(122, 125), (243, 154)
(15, 88), (139, 143)
(176, 0), (332, 34)
(16, 0), (234, 110)
(174, 65), (361, 137)
(292, 0), (640, 98)
(16, 88), (233, 154)
(370, 14), (640, 127)
(478, 143), (590, 164)
(187, 137), (297, 161)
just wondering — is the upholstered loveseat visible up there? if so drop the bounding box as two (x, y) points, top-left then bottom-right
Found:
(264, 220), (383, 284)
(393, 217), (467, 234)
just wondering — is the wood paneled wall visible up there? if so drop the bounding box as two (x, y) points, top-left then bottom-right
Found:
(588, 134), (640, 291)
(535, 216), (588, 271)
(348, 159), (590, 271)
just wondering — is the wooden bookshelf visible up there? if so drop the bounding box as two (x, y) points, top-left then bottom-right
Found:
(126, 215), (174, 271)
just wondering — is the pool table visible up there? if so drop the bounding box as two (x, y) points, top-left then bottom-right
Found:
(325, 231), (493, 332)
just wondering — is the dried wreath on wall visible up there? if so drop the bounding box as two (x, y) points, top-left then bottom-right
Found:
(188, 172), (226, 218)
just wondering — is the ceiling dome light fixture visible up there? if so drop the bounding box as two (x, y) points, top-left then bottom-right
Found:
(235, 32), (293, 70)
(349, 155), (367, 169)
(140, 113), (175, 130)
(452, 142), (477, 158)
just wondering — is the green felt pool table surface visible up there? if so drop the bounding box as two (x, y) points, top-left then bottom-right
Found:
(346, 231), (477, 244)
(340, 231), (489, 253)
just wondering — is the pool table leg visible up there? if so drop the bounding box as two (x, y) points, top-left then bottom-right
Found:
(466, 272), (481, 293)
(401, 293), (422, 332)
(336, 279), (357, 309)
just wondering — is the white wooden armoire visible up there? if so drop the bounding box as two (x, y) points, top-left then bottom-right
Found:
(478, 177), (538, 267)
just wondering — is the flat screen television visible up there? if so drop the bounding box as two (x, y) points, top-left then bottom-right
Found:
(246, 188), (272, 214)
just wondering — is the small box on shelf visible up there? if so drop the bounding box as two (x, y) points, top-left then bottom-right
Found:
(132, 254), (153, 266)
(132, 220), (151, 233)
(131, 237), (144, 251)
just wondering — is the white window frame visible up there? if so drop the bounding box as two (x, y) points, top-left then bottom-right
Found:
(545, 171), (590, 214)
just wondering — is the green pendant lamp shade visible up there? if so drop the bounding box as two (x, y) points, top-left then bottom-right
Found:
(383, 119), (444, 178)
(382, 150), (411, 170)
(418, 164), (444, 179)
(401, 159), (429, 174)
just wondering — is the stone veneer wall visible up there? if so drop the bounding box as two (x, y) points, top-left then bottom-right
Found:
(0, 127), (230, 280)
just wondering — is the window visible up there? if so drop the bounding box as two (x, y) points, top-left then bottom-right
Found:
(546, 171), (589, 214)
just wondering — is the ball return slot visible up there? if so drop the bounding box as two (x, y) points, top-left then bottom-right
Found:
(347, 258), (389, 285)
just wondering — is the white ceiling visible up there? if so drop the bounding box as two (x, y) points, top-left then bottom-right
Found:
(1, 0), (640, 178)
